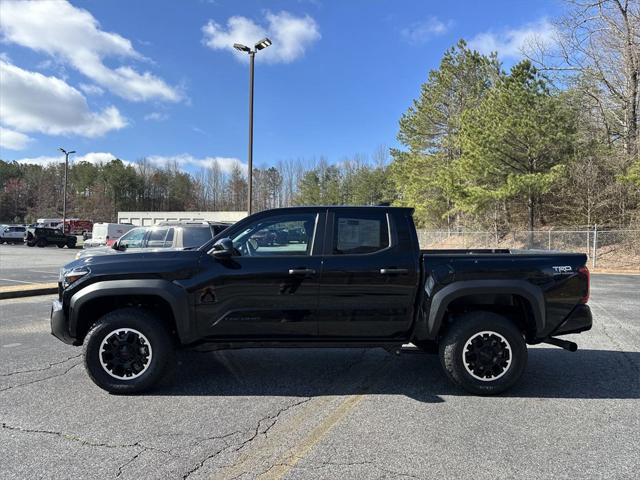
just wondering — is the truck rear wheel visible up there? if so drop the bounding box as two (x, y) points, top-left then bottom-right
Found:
(439, 311), (527, 395)
(83, 308), (174, 394)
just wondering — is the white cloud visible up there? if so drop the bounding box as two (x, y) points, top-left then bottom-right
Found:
(12, 151), (244, 174)
(401, 17), (452, 45)
(0, 0), (181, 102)
(0, 126), (32, 150)
(0, 60), (127, 137)
(202, 11), (320, 64)
(79, 83), (104, 96)
(14, 152), (129, 167)
(469, 19), (556, 59)
(144, 112), (169, 122)
(146, 154), (245, 174)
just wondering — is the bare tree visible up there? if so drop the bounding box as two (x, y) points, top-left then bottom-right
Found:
(205, 159), (224, 210)
(529, 0), (640, 155)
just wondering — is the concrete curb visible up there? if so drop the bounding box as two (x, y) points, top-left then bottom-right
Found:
(0, 283), (57, 300)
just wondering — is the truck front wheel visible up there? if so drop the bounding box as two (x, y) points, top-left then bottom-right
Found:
(439, 311), (527, 395)
(83, 308), (174, 394)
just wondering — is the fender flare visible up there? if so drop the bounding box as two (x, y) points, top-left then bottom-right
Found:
(423, 280), (546, 339)
(68, 279), (192, 343)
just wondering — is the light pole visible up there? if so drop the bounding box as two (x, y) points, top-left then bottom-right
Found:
(233, 37), (272, 215)
(58, 147), (75, 233)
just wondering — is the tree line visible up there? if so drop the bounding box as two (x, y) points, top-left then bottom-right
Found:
(1, 0), (638, 231)
(0, 152), (392, 223)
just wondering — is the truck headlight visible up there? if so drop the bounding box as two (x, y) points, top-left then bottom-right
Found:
(62, 268), (90, 288)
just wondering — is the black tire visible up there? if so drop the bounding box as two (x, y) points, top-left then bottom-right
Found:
(26, 241), (35, 247)
(83, 308), (175, 394)
(57, 243), (65, 248)
(36, 239), (47, 247)
(439, 311), (527, 395)
(66, 239), (76, 248)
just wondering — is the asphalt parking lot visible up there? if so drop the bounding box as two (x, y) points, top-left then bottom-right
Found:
(0, 275), (638, 479)
(0, 243), (79, 287)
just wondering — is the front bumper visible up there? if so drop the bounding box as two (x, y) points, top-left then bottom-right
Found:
(50, 299), (76, 345)
(551, 304), (593, 336)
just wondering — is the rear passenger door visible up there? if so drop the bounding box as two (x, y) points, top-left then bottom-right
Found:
(317, 209), (419, 339)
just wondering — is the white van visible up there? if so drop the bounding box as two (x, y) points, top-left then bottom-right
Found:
(83, 223), (134, 248)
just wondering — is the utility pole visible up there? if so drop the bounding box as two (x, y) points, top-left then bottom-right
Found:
(233, 37), (272, 215)
(58, 147), (75, 233)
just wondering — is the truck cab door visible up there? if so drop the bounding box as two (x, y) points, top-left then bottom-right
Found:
(317, 209), (419, 340)
(192, 211), (325, 340)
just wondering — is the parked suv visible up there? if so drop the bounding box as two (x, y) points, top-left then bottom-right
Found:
(76, 221), (230, 258)
(25, 227), (77, 248)
(0, 225), (26, 244)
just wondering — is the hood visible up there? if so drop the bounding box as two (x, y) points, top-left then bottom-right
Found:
(62, 249), (203, 281)
(76, 245), (194, 259)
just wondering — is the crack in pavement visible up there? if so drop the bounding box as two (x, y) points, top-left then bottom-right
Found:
(233, 398), (313, 452)
(0, 361), (81, 392)
(213, 350), (387, 480)
(2, 421), (179, 479)
(181, 397), (313, 479)
(0, 354), (82, 377)
(115, 449), (146, 479)
(1, 422), (143, 449)
(175, 429), (246, 478)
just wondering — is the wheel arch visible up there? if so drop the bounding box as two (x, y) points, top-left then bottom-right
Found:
(69, 280), (193, 345)
(417, 280), (545, 342)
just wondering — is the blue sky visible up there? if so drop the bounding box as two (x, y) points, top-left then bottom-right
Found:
(0, 0), (562, 173)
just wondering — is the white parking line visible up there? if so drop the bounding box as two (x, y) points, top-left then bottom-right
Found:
(2, 343), (21, 348)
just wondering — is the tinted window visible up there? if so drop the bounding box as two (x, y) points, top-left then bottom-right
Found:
(212, 224), (229, 236)
(146, 227), (171, 248)
(333, 213), (389, 255)
(182, 227), (213, 248)
(231, 214), (316, 257)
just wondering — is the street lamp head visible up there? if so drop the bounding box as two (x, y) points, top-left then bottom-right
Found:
(254, 38), (272, 51)
(233, 43), (251, 53)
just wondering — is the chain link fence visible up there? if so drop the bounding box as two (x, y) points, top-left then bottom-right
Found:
(416, 228), (640, 271)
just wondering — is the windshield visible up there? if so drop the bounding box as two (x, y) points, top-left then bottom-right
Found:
(118, 227), (146, 249)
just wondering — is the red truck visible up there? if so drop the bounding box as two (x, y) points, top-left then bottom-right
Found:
(63, 219), (93, 237)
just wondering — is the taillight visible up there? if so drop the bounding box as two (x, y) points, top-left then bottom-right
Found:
(578, 266), (590, 303)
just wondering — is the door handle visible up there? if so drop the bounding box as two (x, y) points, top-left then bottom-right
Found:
(289, 268), (316, 275)
(380, 268), (409, 275)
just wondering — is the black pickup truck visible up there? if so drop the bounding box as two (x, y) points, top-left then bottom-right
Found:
(51, 206), (592, 395)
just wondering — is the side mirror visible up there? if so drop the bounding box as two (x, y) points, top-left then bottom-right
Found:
(212, 237), (234, 258)
(112, 240), (124, 250)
